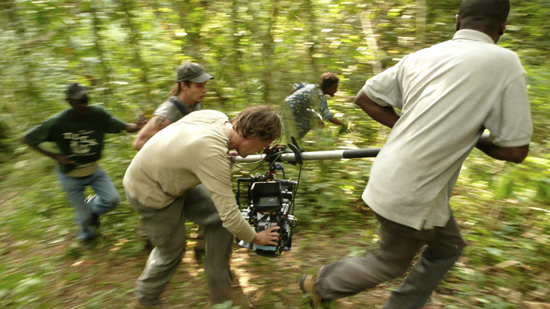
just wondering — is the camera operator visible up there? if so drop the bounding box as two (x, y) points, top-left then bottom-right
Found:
(300, 0), (532, 308)
(124, 105), (282, 308)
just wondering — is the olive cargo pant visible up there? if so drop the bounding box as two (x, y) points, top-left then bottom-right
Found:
(128, 185), (234, 305)
(316, 212), (466, 309)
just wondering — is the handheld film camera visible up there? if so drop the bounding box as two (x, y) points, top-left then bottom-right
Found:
(232, 138), (381, 257)
(235, 141), (303, 257)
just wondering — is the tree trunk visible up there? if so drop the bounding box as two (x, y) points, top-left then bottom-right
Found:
(119, 0), (152, 99)
(261, 2), (277, 103)
(90, 3), (114, 99)
(360, 9), (388, 143)
(3, 0), (41, 102)
(304, 0), (320, 77)
(247, 0), (278, 103)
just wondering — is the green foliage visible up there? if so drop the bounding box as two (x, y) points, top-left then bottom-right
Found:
(1, 0), (549, 308)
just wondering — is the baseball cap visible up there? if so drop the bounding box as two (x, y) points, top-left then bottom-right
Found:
(177, 62), (214, 83)
(66, 83), (88, 100)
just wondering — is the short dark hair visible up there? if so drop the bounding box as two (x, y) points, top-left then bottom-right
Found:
(320, 72), (339, 90)
(459, 0), (510, 22)
(230, 105), (282, 142)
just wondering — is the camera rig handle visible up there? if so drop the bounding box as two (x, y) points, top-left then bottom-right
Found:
(287, 137), (303, 165)
(231, 147), (381, 163)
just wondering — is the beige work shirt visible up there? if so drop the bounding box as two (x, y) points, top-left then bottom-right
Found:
(123, 110), (256, 242)
(362, 30), (532, 230)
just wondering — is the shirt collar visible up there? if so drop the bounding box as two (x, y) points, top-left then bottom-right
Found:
(452, 29), (495, 45)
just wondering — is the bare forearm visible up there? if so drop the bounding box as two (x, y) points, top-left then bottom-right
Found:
(132, 116), (170, 150)
(25, 141), (72, 165)
(355, 89), (399, 128)
(476, 133), (529, 163)
(329, 117), (345, 126)
(369, 106), (399, 128)
(125, 115), (148, 133)
(26, 142), (57, 159)
(125, 123), (140, 133)
(132, 136), (146, 150)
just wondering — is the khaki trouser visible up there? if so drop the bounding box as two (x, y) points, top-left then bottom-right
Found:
(128, 184), (234, 305)
(316, 212), (466, 309)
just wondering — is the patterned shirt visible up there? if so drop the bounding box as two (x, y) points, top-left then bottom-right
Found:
(282, 83), (333, 139)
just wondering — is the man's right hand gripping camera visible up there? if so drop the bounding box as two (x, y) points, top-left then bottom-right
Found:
(235, 141), (303, 257)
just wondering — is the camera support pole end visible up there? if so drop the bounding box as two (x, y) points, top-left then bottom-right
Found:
(287, 136), (303, 165)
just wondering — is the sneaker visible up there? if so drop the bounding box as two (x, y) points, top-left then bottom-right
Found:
(84, 195), (100, 228)
(132, 299), (173, 309)
(79, 234), (99, 249)
(300, 274), (323, 308)
(83, 213), (100, 229)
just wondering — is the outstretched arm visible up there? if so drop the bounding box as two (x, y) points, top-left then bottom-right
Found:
(329, 117), (344, 126)
(132, 115), (172, 150)
(124, 115), (148, 134)
(355, 89), (400, 128)
(476, 133), (529, 163)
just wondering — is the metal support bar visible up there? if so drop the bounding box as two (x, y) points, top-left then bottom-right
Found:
(231, 148), (381, 163)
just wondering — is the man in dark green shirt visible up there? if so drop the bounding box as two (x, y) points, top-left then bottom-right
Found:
(24, 83), (146, 240)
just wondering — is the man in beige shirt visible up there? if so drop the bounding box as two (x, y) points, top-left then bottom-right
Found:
(301, 0), (532, 308)
(124, 105), (282, 308)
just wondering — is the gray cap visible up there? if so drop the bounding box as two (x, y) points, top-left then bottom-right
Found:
(177, 62), (214, 83)
(66, 83), (88, 100)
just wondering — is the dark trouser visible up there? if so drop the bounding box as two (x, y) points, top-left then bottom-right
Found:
(128, 185), (234, 305)
(316, 212), (466, 309)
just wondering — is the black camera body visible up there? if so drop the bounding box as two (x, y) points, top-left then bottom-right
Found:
(235, 176), (298, 257)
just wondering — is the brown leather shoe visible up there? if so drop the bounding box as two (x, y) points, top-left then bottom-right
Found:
(300, 275), (323, 308)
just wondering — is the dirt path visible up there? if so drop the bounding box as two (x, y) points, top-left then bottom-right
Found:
(7, 230), (449, 308)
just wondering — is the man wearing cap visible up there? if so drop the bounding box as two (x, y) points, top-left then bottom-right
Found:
(132, 62), (214, 254)
(133, 62), (213, 150)
(299, 0), (532, 308)
(23, 83), (147, 241)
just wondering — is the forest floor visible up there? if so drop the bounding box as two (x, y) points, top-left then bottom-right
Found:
(0, 184), (451, 309)
(1, 156), (549, 309)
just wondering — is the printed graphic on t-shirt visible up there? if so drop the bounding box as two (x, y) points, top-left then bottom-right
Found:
(62, 130), (99, 157)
